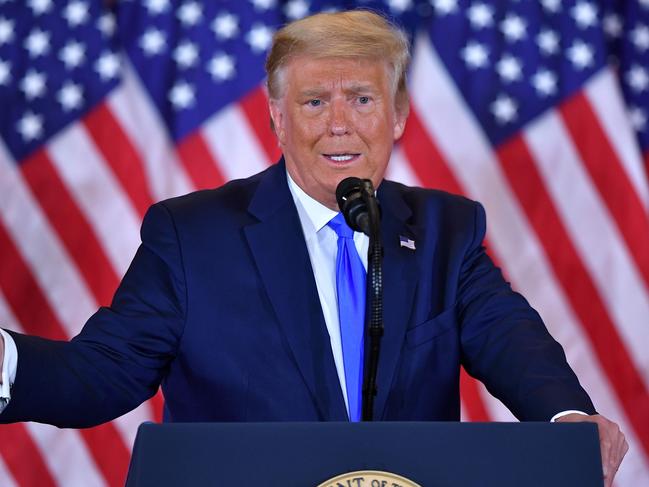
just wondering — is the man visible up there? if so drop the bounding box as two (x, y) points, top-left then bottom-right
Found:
(0, 10), (627, 485)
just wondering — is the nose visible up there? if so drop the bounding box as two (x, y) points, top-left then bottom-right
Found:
(328, 99), (350, 136)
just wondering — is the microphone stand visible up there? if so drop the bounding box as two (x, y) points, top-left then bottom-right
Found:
(361, 180), (383, 422)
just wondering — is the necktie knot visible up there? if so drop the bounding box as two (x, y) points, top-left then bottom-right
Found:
(328, 213), (354, 239)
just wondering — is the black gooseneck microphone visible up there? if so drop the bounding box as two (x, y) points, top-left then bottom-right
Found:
(335, 177), (384, 422)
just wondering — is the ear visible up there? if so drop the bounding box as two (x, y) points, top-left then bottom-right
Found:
(392, 108), (408, 141)
(269, 99), (286, 145)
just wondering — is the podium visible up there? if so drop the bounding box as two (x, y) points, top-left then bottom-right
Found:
(125, 422), (602, 486)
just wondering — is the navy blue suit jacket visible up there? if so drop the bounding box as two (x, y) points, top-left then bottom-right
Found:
(1, 160), (595, 427)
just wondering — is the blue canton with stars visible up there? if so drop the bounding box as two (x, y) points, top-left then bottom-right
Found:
(0, 0), (120, 162)
(1, 0), (647, 161)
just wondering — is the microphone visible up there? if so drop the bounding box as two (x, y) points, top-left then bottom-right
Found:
(335, 177), (375, 236)
(335, 176), (384, 422)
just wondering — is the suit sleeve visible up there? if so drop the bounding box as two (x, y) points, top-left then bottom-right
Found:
(0, 202), (187, 428)
(458, 202), (596, 421)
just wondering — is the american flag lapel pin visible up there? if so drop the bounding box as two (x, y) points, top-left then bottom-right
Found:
(399, 235), (416, 250)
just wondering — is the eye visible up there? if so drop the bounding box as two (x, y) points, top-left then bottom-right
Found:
(358, 96), (370, 104)
(308, 99), (321, 107)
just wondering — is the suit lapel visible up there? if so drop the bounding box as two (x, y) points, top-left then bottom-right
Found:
(373, 182), (423, 419)
(243, 161), (348, 421)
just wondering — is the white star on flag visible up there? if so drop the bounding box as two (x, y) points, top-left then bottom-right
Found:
(212, 13), (239, 40)
(173, 41), (199, 69)
(58, 82), (84, 111)
(571, 1), (598, 29)
(208, 53), (236, 81)
(250, 0), (276, 11)
(537, 29), (560, 55)
(169, 81), (195, 109)
(0, 17), (14, 46)
(629, 106), (647, 131)
(95, 52), (120, 81)
(491, 94), (518, 124)
(24, 29), (50, 57)
(284, 0), (310, 19)
(144, 0), (170, 15)
(140, 28), (166, 55)
(98, 13), (116, 37)
(177, 2), (203, 27)
(20, 70), (47, 100)
(501, 14), (527, 42)
(626, 65), (649, 93)
(16, 111), (43, 141)
(387, 0), (412, 13)
(603, 14), (622, 38)
(496, 55), (523, 83)
(630, 24), (649, 52)
(0, 59), (11, 86)
(432, 0), (458, 16)
(567, 40), (594, 69)
(63, 1), (90, 27)
(27, 0), (53, 15)
(531, 69), (557, 96)
(59, 41), (86, 69)
(246, 24), (274, 53)
(467, 3), (494, 29)
(461, 41), (489, 69)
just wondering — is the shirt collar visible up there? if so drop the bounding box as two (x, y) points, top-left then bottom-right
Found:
(286, 170), (338, 236)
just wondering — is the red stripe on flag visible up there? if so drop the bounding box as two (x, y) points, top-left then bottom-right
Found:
(83, 102), (154, 219)
(0, 424), (57, 487)
(0, 221), (131, 486)
(460, 367), (491, 422)
(176, 131), (225, 190)
(20, 150), (120, 307)
(497, 135), (649, 457)
(560, 93), (649, 289)
(399, 107), (463, 194)
(239, 86), (282, 163)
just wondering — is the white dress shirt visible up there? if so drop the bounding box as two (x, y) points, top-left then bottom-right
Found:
(0, 328), (17, 412)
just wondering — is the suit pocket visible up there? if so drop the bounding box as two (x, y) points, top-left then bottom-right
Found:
(406, 306), (457, 348)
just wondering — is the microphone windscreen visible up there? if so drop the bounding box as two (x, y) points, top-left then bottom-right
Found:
(335, 177), (362, 212)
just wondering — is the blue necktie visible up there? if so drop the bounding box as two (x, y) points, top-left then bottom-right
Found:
(328, 213), (366, 422)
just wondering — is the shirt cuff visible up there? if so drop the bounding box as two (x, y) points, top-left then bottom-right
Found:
(0, 329), (18, 406)
(551, 410), (589, 422)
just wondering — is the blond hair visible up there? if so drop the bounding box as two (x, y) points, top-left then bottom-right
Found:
(265, 10), (410, 113)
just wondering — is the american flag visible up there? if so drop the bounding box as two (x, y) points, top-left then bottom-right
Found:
(0, 0), (647, 485)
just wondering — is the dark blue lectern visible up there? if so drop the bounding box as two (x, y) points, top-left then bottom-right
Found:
(125, 422), (603, 486)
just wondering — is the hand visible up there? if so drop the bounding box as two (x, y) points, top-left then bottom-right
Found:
(557, 413), (628, 487)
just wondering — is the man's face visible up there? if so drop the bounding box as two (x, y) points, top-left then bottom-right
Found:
(269, 56), (407, 210)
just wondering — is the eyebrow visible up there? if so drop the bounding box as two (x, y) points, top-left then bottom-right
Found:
(298, 85), (378, 98)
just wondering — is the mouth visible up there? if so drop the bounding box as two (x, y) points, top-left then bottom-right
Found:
(322, 153), (361, 164)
